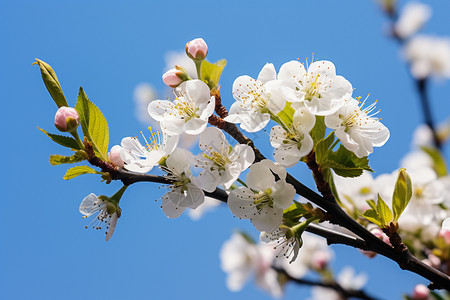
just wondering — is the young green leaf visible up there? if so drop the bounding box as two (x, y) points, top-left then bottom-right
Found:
(366, 199), (378, 211)
(200, 59), (227, 89)
(315, 132), (335, 164)
(75, 87), (109, 160)
(63, 165), (101, 180)
(362, 209), (382, 227)
(283, 201), (309, 219)
(421, 146), (448, 177)
(49, 151), (87, 166)
(310, 116), (326, 145)
(322, 145), (373, 178)
(38, 127), (81, 150)
(376, 195), (393, 227)
(392, 168), (413, 223)
(33, 59), (68, 108)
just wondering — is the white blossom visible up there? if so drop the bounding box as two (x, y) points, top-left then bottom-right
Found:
(270, 106), (315, 167)
(148, 80), (215, 135)
(309, 267), (367, 300)
(227, 160), (296, 232)
(120, 127), (178, 173)
(334, 171), (376, 213)
(220, 232), (284, 298)
(133, 83), (158, 125)
(224, 63), (288, 132)
(325, 97), (390, 158)
(196, 127), (255, 192)
(260, 226), (302, 264)
(188, 197), (221, 221)
(160, 148), (204, 218)
(405, 35), (450, 79)
(395, 2), (431, 39)
(79, 193), (120, 241)
(278, 60), (353, 116)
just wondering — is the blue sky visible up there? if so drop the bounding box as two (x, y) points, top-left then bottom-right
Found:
(3, 0), (450, 299)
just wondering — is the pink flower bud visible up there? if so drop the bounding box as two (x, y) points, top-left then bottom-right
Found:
(360, 249), (377, 258)
(185, 38), (208, 61)
(311, 251), (331, 271)
(371, 228), (391, 246)
(54, 106), (80, 132)
(109, 145), (124, 168)
(440, 228), (450, 244)
(162, 67), (189, 88)
(412, 284), (429, 300)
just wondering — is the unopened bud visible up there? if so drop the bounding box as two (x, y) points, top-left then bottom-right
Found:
(54, 106), (80, 132)
(440, 217), (450, 244)
(109, 145), (124, 168)
(412, 284), (429, 300)
(311, 251), (331, 271)
(371, 228), (391, 245)
(162, 67), (190, 88)
(185, 38), (208, 61)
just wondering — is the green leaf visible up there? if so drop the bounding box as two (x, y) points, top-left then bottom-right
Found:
(63, 165), (101, 180)
(376, 194), (393, 227)
(200, 59), (227, 89)
(49, 151), (87, 166)
(33, 59), (68, 108)
(283, 201), (309, 219)
(38, 127), (81, 150)
(315, 132), (335, 164)
(277, 101), (294, 128)
(392, 168), (413, 223)
(323, 168), (342, 205)
(366, 199), (378, 211)
(421, 146), (448, 177)
(75, 87), (109, 159)
(362, 209), (382, 227)
(310, 116), (326, 146)
(322, 145), (373, 178)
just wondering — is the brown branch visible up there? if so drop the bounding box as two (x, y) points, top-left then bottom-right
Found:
(209, 113), (450, 290)
(273, 267), (380, 300)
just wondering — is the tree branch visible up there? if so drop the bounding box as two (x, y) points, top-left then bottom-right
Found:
(273, 267), (380, 300)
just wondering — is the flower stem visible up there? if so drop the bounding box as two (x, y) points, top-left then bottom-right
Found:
(195, 60), (203, 80)
(71, 130), (85, 150)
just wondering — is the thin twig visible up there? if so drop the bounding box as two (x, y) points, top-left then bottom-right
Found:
(273, 267), (380, 300)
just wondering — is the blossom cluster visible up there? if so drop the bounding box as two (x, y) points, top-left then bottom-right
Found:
(394, 2), (450, 80)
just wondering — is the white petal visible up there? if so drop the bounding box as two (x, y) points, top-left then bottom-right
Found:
(271, 180), (296, 210)
(183, 118), (208, 135)
(199, 127), (228, 152)
(105, 212), (118, 241)
(79, 193), (99, 216)
(246, 162), (275, 191)
(148, 100), (173, 122)
(166, 148), (193, 175)
(257, 63), (277, 84)
(228, 188), (257, 219)
(176, 79), (211, 106)
(278, 60), (306, 87)
(162, 195), (186, 218)
(160, 118), (185, 135)
(252, 206), (283, 232)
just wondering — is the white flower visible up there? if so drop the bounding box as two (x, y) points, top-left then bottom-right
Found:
(270, 106), (315, 167)
(405, 35), (450, 79)
(227, 160), (296, 232)
(325, 97), (390, 158)
(395, 2), (431, 39)
(161, 148), (205, 218)
(120, 127), (178, 173)
(196, 127), (255, 192)
(148, 80), (215, 135)
(260, 226), (302, 264)
(334, 171), (376, 213)
(220, 232), (284, 298)
(400, 150), (433, 171)
(399, 167), (445, 228)
(285, 233), (333, 277)
(309, 267), (367, 300)
(278, 60), (353, 116)
(79, 193), (120, 241)
(224, 63), (288, 132)
(220, 232), (261, 292)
